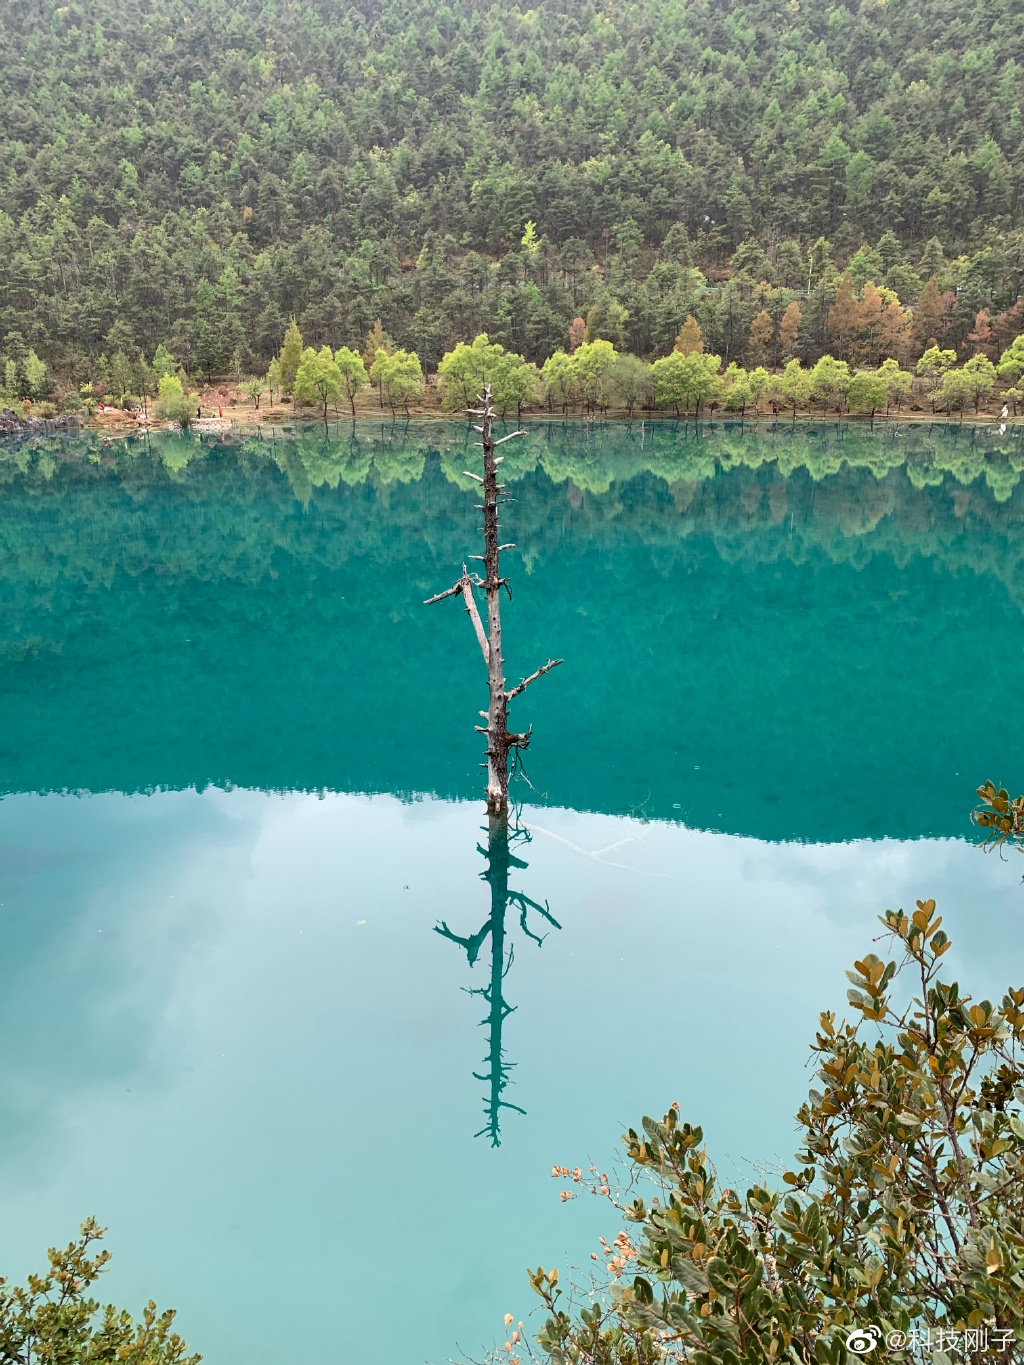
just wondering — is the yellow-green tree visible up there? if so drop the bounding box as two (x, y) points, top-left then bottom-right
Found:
(492, 352), (541, 419)
(437, 334), (505, 410)
(541, 350), (577, 412)
(606, 354), (652, 417)
(962, 353), (997, 411)
(652, 350), (720, 415)
(916, 345), (958, 412)
(941, 367), (975, 416)
(877, 357), (912, 414)
(809, 354), (851, 414)
(721, 361), (751, 413)
(333, 346), (369, 416)
(155, 373), (193, 428)
(571, 339), (618, 412)
(278, 319), (303, 396)
(293, 345), (343, 418)
(779, 357), (812, 414)
(997, 334), (1024, 385)
(370, 348), (424, 414)
(847, 368), (888, 417)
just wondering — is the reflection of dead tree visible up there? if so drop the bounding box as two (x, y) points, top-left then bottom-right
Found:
(427, 387), (564, 1143)
(425, 386), (561, 818)
(435, 819), (560, 1145)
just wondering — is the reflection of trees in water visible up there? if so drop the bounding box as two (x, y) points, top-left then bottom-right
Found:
(9, 420), (1024, 615)
(435, 817), (559, 1146)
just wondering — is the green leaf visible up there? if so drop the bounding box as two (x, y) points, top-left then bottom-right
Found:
(632, 1275), (654, 1304)
(673, 1260), (710, 1294)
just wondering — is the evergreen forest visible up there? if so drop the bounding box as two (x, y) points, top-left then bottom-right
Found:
(2, 0), (1024, 389)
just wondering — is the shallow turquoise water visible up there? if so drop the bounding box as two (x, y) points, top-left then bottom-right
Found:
(2, 420), (1024, 1363)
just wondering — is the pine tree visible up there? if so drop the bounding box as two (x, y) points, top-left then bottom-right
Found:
(826, 272), (857, 358)
(967, 308), (994, 356)
(876, 229), (903, 272)
(674, 315), (704, 355)
(850, 282), (883, 366)
(778, 302), (802, 361)
(918, 236), (946, 283)
(914, 278), (944, 350)
(747, 310), (774, 366)
(278, 319), (304, 395)
(878, 298), (911, 362)
(361, 319), (391, 372)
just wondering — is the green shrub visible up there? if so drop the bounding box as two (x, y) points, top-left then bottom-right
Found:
(532, 866), (1024, 1363)
(155, 374), (193, 429)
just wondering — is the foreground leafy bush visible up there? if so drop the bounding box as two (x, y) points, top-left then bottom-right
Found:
(0, 1220), (199, 1365)
(528, 898), (1024, 1364)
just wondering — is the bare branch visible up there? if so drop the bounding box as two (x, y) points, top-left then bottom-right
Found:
(424, 581), (463, 606)
(511, 891), (562, 932)
(460, 569), (490, 666)
(425, 571), (490, 666)
(462, 471), (484, 483)
(434, 919), (490, 965)
(506, 658), (564, 703)
(494, 430), (526, 446)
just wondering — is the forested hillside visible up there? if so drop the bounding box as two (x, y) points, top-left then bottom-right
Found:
(2, 0), (1024, 379)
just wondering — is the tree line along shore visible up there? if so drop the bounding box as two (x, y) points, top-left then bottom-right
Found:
(7, 309), (1024, 432)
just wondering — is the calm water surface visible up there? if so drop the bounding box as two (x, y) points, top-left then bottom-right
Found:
(2, 420), (1024, 1364)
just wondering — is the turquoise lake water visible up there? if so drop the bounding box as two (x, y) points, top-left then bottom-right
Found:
(3, 419), (1024, 1363)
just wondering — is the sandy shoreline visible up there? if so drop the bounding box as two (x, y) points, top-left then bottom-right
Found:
(79, 406), (1022, 439)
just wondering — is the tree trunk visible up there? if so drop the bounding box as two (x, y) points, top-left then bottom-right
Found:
(425, 386), (562, 819)
(481, 412), (510, 816)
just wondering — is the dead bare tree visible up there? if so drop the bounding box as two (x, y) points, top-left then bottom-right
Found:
(427, 389), (564, 1142)
(425, 386), (562, 818)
